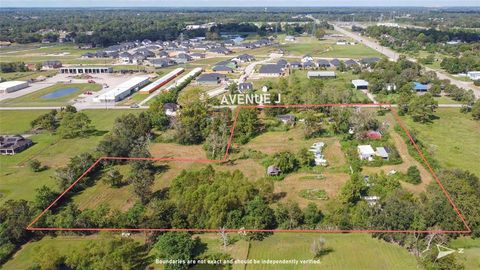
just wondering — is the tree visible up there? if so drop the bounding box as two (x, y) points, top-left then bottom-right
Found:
(315, 29), (326, 39)
(34, 185), (57, 210)
(272, 151), (299, 174)
(234, 108), (259, 144)
(311, 237), (327, 258)
(408, 93), (438, 123)
(428, 84), (441, 97)
(57, 112), (94, 138)
(103, 168), (124, 187)
(304, 203), (322, 229)
(65, 238), (150, 270)
(243, 196), (276, 240)
(472, 99), (480, 120)
(33, 246), (64, 270)
(297, 148), (315, 167)
(303, 110), (324, 139)
(31, 110), (58, 132)
(176, 99), (209, 145)
(28, 159), (42, 172)
(275, 201), (304, 229)
(153, 232), (204, 270)
(204, 109), (231, 159)
(406, 166), (421, 184)
(339, 173), (366, 205)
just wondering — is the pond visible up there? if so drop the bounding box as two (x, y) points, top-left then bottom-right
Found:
(41, 87), (79, 99)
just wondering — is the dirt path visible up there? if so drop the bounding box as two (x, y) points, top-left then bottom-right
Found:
(363, 115), (434, 194)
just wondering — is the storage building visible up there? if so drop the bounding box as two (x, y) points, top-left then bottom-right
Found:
(0, 81), (29, 93)
(139, 68), (184, 94)
(93, 76), (150, 102)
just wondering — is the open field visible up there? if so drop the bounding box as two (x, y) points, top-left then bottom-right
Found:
(402, 108), (480, 177)
(450, 237), (480, 270)
(0, 43), (113, 65)
(0, 109), (145, 204)
(0, 70), (57, 81)
(246, 233), (419, 270)
(0, 110), (51, 134)
(0, 83), (102, 107)
(2, 233), (420, 270)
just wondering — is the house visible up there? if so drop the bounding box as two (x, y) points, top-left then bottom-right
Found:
(358, 145), (376, 161)
(175, 53), (193, 63)
(413, 82), (428, 92)
(307, 71), (336, 79)
(148, 58), (174, 68)
(197, 73), (226, 85)
(42, 60), (62, 69)
(132, 52), (146, 64)
(258, 64), (284, 77)
(215, 60), (237, 69)
(344, 59), (358, 67)
(302, 61), (315, 70)
(158, 51), (170, 58)
(376, 147), (389, 160)
(0, 135), (33, 155)
(366, 130), (382, 140)
(467, 71), (480, 80)
(208, 47), (232, 55)
(316, 59), (330, 68)
(81, 52), (95, 59)
(277, 59), (288, 67)
(290, 61), (302, 69)
(302, 55), (314, 63)
(119, 52), (133, 64)
(238, 82), (253, 93)
(164, 103), (179, 116)
(277, 114), (295, 125)
(135, 48), (155, 58)
(212, 65), (234, 73)
(360, 57), (381, 67)
(352, 79), (369, 90)
(330, 59), (341, 68)
(190, 53), (206, 59)
(267, 165), (282, 176)
(233, 54), (255, 63)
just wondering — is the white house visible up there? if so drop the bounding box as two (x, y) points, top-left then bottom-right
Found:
(352, 79), (369, 90)
(358, 145), (376, 161)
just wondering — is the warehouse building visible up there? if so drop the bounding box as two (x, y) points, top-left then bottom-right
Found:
(139, 68), (184, 94)
(166, 67), (203, 91)
(93, 76), (150, 102)
(0, 81), (29, 93)
(60, 66), (113, 74)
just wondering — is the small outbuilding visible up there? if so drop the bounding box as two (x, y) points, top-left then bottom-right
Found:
(358, 145), (376, 161)
(352, 79), (369, 90)
(307, 71), (336, 79)
(267, 165), (282, 176)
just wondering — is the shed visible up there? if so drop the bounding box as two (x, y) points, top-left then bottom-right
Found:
(267, 165), (282, 176)
(358, 145), (375, 161)
(352, 79), (369, 90)
(376, 147), (389, 160)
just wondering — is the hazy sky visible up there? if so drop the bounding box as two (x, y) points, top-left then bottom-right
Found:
(2, 0), (479, 7)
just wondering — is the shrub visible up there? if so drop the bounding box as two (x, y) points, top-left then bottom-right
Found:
(406, 166), (422, 184)
(28, 159), (42, 172)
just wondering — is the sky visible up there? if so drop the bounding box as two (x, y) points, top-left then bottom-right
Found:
(1, 0), (479, 7)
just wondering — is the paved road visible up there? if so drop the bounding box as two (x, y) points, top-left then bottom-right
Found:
(332, 23), (480, 98)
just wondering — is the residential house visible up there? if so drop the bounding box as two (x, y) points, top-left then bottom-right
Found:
(212, 65), (234, 73)
(290, 61), (302, 69)
(302, 55), (314, 63)
(238, 82), (253, 93)
(258, 64), (284, 77)
(302, 61), (315, 70)
(233, 54), (255, 63)
(119, 52), (133, 64)
(0, 135), (33, 155)
(413, 82), (428, 92)
(316, 59), (330, 69)
(197, 73), (227, 85)
(352, 79), (369, 90)
(360, 57), (381, 67)
(344, 59), (358, 67)
(330, 59), (341, 68)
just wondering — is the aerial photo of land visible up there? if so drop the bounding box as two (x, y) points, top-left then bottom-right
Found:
(0, 1), (479, 269)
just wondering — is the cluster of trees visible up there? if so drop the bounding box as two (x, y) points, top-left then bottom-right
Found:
(440, 56), (480, 74)
(30, 106), (94, 138)
(365, 25), (480, 54)
(0, 62), (27, 73)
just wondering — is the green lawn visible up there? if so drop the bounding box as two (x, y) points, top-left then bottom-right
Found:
(0, 70), (57, 81)
(0, 110), (51, 134)
(280, 38), (381, 58)
(450, 237), (480, 270)
(402, 108), (480, 177)
(0, 109), (145, 204)
(246, 233), (419, 270)
(3, 233), (420, 270)
(0, 83), (102, 107)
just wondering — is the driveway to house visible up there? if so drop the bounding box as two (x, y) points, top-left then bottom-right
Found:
(331, 23), (480, 98)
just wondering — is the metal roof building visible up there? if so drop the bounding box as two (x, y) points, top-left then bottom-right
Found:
(93, 76), (150, 102)
(0, 81), (29, 93)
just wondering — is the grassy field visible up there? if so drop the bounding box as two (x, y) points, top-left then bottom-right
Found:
(402, 108), (480, 177)
(0, 70), (57, 81)
(0, 83), (102, 107)
(0, 43), (113, 65)
(0, 109), (145, 204)
(450, 237), (480, 270)
(246, 233), (419, 270)
(0, 110), (51, 134)
(3, 233), (420, 270)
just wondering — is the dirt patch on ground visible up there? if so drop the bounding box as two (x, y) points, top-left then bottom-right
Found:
(213, 159), (266, 181)
(274, 171), (349, 209)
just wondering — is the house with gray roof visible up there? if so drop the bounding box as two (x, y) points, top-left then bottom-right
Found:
(258, 64), (285, 77)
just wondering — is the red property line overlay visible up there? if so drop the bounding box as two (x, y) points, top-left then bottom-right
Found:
(26, 103), (471, 234)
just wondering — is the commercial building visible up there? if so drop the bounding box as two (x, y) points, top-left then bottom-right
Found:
(166, 67), (203, 91)
(139, 68), (184, 94)
(0, 81), (29, 93)
(307, 71), (336, 79)
(60, 66), (113, 74)
(93, 76), (150, 102)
